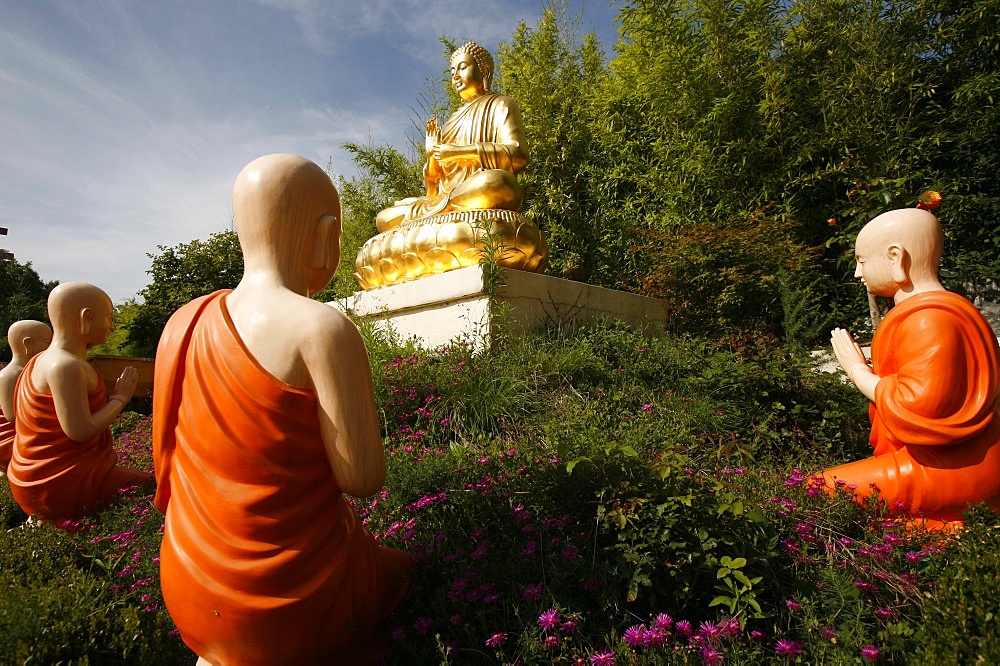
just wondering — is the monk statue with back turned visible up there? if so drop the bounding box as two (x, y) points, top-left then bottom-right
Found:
(821, 205), (1000, 528)
(7, 284), (151, 521)
(356, 41), (547, 289)
(0, 320), (52, 474)
(153, 153), (410, 665)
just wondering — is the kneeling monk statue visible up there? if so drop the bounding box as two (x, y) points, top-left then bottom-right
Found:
(153, 154), (411, 664)
(822, 206), (1000, 527)
(0, 320), (52, 474)
(7, 284), (151, 521)
(356, 41), (547, 289)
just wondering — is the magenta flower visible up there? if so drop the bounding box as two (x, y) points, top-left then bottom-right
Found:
(785, 599), (803, 612)
(560, 618), (580, 635)
(700, 645), (724, 665)
(544, 634), (561, 650)
(818, 625), (838, 641)
(874, 607), (894, 620)
(675, 620), (693, 636)
(652, 613), (673, 631)
(523, 582), (545, 601)
(775, 638), (805, 658)
(485, 632), (508, 648)
(861, 644), (881, 661)
(698, 621), (721, 641)
(589, 650), (616, 665)
(413, 616), (433, 634)
(390, 625), (407, 640)
(539, 608), (561, 631)
(623, 624), (647, 647)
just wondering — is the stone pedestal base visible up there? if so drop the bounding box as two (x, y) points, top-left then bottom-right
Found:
(331, 265), (669, 350)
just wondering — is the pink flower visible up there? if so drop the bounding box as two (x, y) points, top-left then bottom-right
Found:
(775, 638), (805, 658)
(623, 624), (647, 646)
(544, 634), (561, 650)
(652, 613), (673, 631)
(523, 582), (544, 601)
(785, 599), (802, 612)
(675, 620), (693, 636)
(485, 632), (507, 648)
(589, 650), (616, 665)
(560, 618), (580, 635)
(700, 646), (724, 665)
(413, 616), (433, 634)
(539, 608), (561, 631)
(861, 644), (881, 661)
(818, 626), (838, 641)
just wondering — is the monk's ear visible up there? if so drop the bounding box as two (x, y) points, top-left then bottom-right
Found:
(310, 214), (341, 271)
(80, 308), (94, 337)
(887, 244), (910, 284)
(20, 336), (33, 357)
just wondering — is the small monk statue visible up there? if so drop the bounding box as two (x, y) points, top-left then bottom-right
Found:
(7, 284), (152, 521)
(0, 320), (53, 474)
(153, 154), (411, 664)
(822, 207), (1000, 526)
(375, 41), (528, 232)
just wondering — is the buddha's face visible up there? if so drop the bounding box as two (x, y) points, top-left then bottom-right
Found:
(450, 52), (484, 101)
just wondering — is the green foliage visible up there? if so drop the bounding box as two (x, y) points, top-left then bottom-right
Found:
(0, 324), (989, 663)
(0, 254), (56, 362)
(914, 504), (1000, 663)
(496, 6), (609, 282)
(88, 298), (144, 357)
(127, 230), (243, 356)
(329, 144), (423, 298)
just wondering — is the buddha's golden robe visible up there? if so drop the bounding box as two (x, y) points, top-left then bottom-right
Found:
(824, 291), (1000, 521)
(153, 291), (410, 664)
(405, 92), (527, 222)
(7, 358), (151, 520)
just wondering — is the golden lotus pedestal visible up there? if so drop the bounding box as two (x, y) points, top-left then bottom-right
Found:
(354, 209), (548, 290)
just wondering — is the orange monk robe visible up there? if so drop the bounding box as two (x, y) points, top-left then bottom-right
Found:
(153, 291), (410, 665)
(0, 413), (14, 474)
(7, 358), (151, 520)
(824, 291), (1000, 522)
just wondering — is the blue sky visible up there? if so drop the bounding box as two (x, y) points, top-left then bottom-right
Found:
(1, 0), (621, 302)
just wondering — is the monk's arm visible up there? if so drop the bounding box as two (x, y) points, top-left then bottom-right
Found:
(0, 370), (18, 421)
(307, 311), (386, 498)
(51, 362), (135, 443)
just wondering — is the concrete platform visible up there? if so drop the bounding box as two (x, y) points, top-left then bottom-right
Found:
(330, 265), (670, 349)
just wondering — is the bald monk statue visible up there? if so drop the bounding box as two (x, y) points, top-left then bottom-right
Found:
(822, 207), (1000, 526)
(0, 320), (52, 474)
(7, 284), (151, 521)
(153, 154), (411, 664)
(375, 41), (527, 232)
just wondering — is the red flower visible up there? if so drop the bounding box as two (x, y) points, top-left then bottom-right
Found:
(916, 190), (942, 211)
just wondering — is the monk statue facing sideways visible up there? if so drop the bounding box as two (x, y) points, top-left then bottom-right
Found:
(153, 154), (410, 664)
(821, 207), (1000, 528)
(0, 320), (52, 474)
(7, 284), (151, 522)
(356, 41), (547, 289)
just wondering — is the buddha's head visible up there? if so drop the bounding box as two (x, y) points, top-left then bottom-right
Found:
(854, 207), (943, 298)
(233, 154), (342, 295)
(6, 320), (52, 362)
(47, 282), (115, 347)
(451, 41), (494, 101)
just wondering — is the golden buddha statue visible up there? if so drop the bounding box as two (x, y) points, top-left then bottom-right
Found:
(356, 41), (547, 290)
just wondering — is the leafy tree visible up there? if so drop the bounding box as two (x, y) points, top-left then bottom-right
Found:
(126, 231), (243, 356)
(328, 145), (423, 299)
(0, 254), (56, 362)
(88, 299), (143, 357)
(496, 6), (609, 282)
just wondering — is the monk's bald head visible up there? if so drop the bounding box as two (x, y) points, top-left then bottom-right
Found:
(857, 208), (943, 284)
(233, 154), (342, 275)
(48, 283), (112, 339)
(6, 320), (52, 360)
